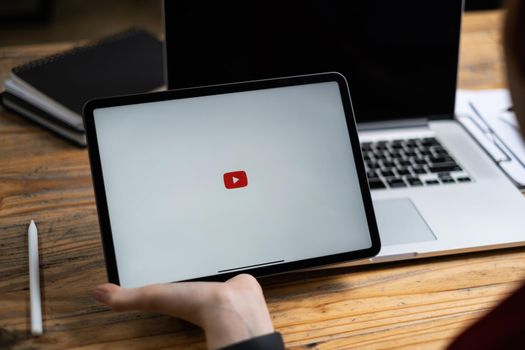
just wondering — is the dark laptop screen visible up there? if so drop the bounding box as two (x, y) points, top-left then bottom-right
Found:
(164, 1), (462, 123)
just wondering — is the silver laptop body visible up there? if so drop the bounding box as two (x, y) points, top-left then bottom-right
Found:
(352, 119), (525, 266)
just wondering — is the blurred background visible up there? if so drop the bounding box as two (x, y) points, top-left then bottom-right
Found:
(0, 0), (503, 47)
(0, 0), (161, 46)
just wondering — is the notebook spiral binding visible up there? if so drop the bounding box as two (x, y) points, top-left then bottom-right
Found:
(12, 28), (147, 74)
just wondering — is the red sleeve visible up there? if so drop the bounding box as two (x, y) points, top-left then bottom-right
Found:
(448, 281), (525, 349)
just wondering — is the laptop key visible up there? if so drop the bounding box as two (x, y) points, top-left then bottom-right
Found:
(407, 177), (423, 186)
(387, 178), (407, 188)
(367, 170), (378, 178)
(457, 176), (472, 182)
(382, 161), (396, 168)
(390, 151), (403, 158)
(429, 162), (460, 173)
(369, 177), (386, 189)
(432, 147), (449, 155)
(425, 179), (440, 185)
(430, 155), (454, 163)
(381, 170), (395, 177)
(422, 137), (439, 146)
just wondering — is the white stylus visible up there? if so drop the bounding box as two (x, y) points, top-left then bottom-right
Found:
(28, 220), (43, 335)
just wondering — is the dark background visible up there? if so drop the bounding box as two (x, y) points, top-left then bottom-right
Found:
(466, 0), (503, 11)
(0, 0), (504, 47)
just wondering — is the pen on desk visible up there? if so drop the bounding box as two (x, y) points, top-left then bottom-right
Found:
(28, 220), (43, 336)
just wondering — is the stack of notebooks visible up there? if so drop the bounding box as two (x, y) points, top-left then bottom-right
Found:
(1, 28), (165, 146)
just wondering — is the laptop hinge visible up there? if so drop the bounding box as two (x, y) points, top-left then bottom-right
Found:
(357, 118), (429, 132)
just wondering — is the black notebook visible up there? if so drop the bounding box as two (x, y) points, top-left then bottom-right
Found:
(1, 28), (165, 146)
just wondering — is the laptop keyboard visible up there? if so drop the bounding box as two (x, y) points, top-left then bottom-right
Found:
(360, 137), (472, 190)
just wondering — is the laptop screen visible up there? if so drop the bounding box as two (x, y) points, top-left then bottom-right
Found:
(164, 0), (462, 123)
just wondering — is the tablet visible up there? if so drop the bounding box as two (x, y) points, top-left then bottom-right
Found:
(84, 73), (380, 287)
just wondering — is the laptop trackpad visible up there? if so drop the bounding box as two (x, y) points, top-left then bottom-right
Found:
(374, 198), (436, 246)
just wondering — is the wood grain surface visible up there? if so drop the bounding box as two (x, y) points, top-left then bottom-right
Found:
(1, 10), (525, 350)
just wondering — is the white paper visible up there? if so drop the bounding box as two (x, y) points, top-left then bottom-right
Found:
(456, 89), (525, 187)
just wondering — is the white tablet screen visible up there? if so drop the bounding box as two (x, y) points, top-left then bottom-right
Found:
(93, 81), (372, 287)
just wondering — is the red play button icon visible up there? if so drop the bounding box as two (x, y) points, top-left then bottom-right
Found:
(223, 171), (248, 189)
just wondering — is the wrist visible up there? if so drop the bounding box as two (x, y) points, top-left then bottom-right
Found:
(203, 308), (272, 349)
(199, 277), (274, 349)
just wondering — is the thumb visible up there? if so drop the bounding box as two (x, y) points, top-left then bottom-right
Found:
(92, 282), (220, 325)
(93, 283), (130, 311)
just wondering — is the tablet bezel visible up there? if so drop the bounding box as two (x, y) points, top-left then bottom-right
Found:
(83, 72), (381, 284)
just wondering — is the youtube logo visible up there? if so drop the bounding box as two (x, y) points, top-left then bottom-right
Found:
(223, 170), (248, 189)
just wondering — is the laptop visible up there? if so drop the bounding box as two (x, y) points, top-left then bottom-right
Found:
(163, 0), (525, 265)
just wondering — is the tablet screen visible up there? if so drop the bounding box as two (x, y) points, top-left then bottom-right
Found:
(91, 78), (375, 287)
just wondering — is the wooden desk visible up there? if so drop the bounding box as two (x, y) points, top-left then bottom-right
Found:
(1, 10), (525, 349)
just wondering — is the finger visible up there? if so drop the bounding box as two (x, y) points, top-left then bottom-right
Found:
(93, 283), (120, 305)
(93, 281), (221, 324)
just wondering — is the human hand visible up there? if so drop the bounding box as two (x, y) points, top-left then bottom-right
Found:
(93, 274), (274, 350)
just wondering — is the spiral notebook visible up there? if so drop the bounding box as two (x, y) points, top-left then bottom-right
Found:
(1, 28), (165, 146)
